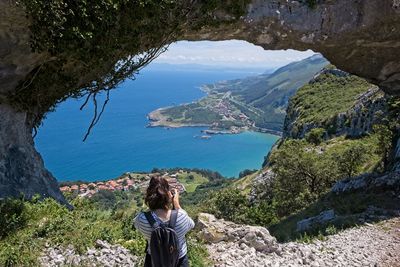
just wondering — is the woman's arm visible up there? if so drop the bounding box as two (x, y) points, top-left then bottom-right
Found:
(172, 189), (182, 210)
(172, 190), (195, 231)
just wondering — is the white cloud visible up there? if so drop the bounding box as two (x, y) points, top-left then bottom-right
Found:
(153, 40), (315, 69)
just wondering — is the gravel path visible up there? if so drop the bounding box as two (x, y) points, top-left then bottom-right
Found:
(207, 218), (400, 267)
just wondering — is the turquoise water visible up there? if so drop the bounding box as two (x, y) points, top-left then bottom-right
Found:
(35, 65), (280, 181)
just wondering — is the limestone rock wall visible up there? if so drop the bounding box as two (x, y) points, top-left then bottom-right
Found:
(0, 0), (45, 96)
(0, 103), (68, 206)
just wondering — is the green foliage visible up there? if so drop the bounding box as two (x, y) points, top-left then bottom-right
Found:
(0, 197), (146, 266)
(161, 102), (222, 125)
(0, 177), (222, 266)
(186, 108), (222, 124)
(269, 140), (340, 216)
(269, 190), (400, 242)
(204, 189), (278, 226)
(267, 133), (382, 218)
(334, 143), (368, 178)
(305, 128), (326, 145)
(180, 179), (232, 211)
(90, 189), (138, 210)
(0, 198), (28, 240)
(245, 202), (279, 226)
(177, 172), (209, 193)
(373, 124), (394, 170)
(288, 73), (374, 129)
(187, 236), (212, 267)
(210, 189), (249, 223)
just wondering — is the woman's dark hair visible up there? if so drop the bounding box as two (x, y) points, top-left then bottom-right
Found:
(145, 176), (171, 210)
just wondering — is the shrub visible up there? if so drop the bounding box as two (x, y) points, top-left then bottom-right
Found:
(206, 189), (278, 226)
(0, 199), (27, 239)
(0, 196), (147, 266)
(211, 189), (249, 223)
(187, 236), (211, 267)
(305, 128), (326, 145)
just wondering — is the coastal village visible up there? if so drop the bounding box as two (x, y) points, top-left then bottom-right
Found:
(59, 171), (186, 198)
(148, 91), (256, 137)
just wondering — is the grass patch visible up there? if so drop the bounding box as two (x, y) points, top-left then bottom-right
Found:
(288, 72), (377, 128)
(178, 172), (210, 193)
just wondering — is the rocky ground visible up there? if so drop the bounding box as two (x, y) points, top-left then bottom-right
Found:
(39, 214), (400, 267)
(39, 240), (139, 267)
(200, 214), (400, 267)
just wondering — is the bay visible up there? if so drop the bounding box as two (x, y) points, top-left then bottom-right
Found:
(35, 64), (280, 181)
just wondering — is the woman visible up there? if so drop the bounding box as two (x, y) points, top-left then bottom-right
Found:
(134, 176), (195, 267)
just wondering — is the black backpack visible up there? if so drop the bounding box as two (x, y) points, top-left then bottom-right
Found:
(144, 210), (180, 267)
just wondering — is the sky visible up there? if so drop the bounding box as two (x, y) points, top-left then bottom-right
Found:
(153, 40), (316, 69)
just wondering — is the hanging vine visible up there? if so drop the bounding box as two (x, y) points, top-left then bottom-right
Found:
(10, 0), (250, 140)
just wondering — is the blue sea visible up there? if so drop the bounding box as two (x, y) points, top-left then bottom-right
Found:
(35, 64), (280, 181)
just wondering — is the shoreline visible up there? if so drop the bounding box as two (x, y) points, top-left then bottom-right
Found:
(147, 86), (283, 137)
(147, 108), (282, 137)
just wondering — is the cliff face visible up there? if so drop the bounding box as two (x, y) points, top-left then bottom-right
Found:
(1, 0), (400, 202)
(0, 104), (69, 205)
(283, 69), (388, 139)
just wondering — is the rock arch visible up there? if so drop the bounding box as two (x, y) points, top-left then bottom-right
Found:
(0, 0), (399, 203)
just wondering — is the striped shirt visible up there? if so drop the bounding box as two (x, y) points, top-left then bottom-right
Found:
(134, 209), (195, 258)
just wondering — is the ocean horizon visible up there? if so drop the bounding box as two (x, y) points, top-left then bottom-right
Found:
(35, 64), (280, 182)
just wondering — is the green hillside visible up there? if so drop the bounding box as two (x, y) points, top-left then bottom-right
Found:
(191, 68), (397, 241)
(150, 54), (328, 132)
(287, 70), (377, 126)
(0, 169), (227, 266)
(211, 54), (328, 105)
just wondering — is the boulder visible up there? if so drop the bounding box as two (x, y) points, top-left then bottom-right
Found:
(332, 170), (400, 194)
(196, 213), (278, 253)
(332, 175), (369, 193)
(296, 210), (336, 232)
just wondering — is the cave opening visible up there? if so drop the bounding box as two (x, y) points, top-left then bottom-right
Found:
(34, 40), (318, 183)
(1, 0), (399, 206)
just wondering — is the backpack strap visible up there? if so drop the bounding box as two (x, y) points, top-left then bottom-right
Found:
(169, 210), (178, 229)
(144, 211), (157, 228)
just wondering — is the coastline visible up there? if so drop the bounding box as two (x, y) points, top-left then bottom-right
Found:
(147, 108), (212, 128)
(147, 83), (283, 137)
(147, 108), (283, 137)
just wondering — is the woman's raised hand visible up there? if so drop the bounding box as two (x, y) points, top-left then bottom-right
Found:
(172, 189), (181, 209)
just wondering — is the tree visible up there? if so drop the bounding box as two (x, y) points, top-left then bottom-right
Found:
(211, 189), (249, 223)
(373, 124), (394, 170)
(335, 143), (368, 178)
(269, 140), (339, 216)
(305, 128), (326, 145)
